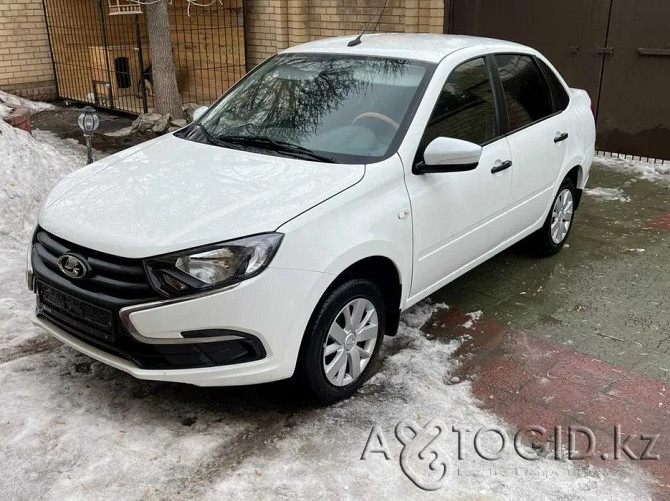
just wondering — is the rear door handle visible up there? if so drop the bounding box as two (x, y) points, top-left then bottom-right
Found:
(491, 160), (512, 174)
(554, 132), (569, 143)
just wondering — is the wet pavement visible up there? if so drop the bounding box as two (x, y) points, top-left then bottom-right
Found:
(31, 106), (144, 154)
(431, 165), (669, 382)
(425, 163), (670, 491)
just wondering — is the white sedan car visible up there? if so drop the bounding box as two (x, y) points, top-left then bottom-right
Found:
(28, 34), (595, 403)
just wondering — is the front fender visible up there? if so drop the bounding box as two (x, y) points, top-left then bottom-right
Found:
(272, 156), (413, 308)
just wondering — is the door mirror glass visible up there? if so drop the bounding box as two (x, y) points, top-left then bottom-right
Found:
(415, 137), (482, 174)
(192, 106), (209, 122)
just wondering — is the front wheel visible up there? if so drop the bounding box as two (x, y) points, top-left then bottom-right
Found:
(529, 178), (576, 256)
(295, 279), (386, 404)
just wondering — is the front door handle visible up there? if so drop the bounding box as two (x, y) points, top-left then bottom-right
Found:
(554, 132), (569, 143)
(491, 160), (512, 174)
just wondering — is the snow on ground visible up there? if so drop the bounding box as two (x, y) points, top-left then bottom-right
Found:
(205, 302), (651, 500)
(0, 89), (56, 113)
(584, 187), (631, 202)
(461, 309), (483, 329)
(594, 153), (670, 183)
(0, 118), (93, 351)
(0, 297), (653, 500)
(0, 120), (86, 247)
(0, 103), (11, 119)
(0, 113), (656, 499)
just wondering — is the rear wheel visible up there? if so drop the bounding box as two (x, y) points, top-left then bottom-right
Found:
(295, 279), (386, 404)
(529, 177), (576, 256)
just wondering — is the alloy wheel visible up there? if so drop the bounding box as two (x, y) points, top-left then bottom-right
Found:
(322, 298), (378, 387)
(550, 188), (574, 244)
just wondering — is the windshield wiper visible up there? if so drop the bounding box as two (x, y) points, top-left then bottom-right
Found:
(216, 135), (339, 164)
(195, 124), (242, 150)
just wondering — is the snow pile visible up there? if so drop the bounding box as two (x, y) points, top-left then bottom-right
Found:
(0, 103), (11, 119)
(0, 120), (84, 247)
(0, 121), (91, 349)
(0, 89), (55, 113)
(584, 187), (631, 202)
(594, 154), (670, 183)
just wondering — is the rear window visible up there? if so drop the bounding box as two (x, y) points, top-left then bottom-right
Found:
(495, 54), (554, 132)
(537, 59), (570, 111)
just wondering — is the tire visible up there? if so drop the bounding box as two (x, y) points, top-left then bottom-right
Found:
(295, 279), (386, 404)
(529, 177), (577, 257)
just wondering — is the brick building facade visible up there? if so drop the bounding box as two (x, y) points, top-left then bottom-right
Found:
(245, 0), (444, 67)
(0, 0), (57, 100)
(0, 0), (444, 104)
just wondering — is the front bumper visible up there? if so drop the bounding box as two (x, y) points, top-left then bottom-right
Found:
(33, 267), (329, 386)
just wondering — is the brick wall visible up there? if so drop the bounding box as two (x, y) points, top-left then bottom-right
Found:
(0, 0), (56, 100)
(0, 0), (444, 104)
(245, 0), (444, 68)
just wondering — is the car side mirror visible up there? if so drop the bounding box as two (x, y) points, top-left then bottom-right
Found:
(413, 137), (482, 175)
(192, 106), (209, 122)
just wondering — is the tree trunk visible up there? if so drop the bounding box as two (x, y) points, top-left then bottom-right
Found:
(145, 1), (183, 119)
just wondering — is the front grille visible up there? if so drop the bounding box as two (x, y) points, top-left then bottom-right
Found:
(37, 280), (115, 343)
(33, 229), (156, 302)
(31, 228), (267, 370)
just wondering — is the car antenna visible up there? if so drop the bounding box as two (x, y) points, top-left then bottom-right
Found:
(347, 0), (390, 47)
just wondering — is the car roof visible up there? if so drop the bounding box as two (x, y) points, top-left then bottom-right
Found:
(281, 33), (530, 63)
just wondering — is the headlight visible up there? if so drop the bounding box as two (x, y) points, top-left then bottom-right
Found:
(144, 233), (283, 297)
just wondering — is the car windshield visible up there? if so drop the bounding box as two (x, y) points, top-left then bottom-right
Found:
(187, 53), (434, 164)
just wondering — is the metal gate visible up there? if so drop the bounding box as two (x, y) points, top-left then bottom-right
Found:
(42, 0), (246, 114)
(447, 0), (670, 160)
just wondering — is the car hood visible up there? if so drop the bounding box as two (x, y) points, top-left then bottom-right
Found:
(39, 134), (364, 258)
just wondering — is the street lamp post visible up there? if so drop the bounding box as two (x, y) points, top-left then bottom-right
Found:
(78, 106), (100, 165)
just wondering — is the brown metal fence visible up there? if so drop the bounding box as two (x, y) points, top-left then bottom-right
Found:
(168, 0), (246, 107)
(447, 0), (670, 161)
(42, 0), (246, 114)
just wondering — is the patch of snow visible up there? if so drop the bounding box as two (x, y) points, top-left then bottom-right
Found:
(103, 125), (134, 137)
(0, 90), (55, 113)
(462, 310), (483, 329)
(0, 126), (655, 499)
(0, 103), (11, 119)
(0, 121), (87, 247)
(594, 154), (670, 183)
(584, 187), (631, 202)
(624, 248), (646, 253)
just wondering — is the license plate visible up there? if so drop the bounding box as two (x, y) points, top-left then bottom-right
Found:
(37, 281), (114, 342)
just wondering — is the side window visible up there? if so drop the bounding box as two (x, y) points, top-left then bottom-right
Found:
(495, 54), (554, 132)
(536, 59), (570, 111)
(421, 57), (498, 149)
